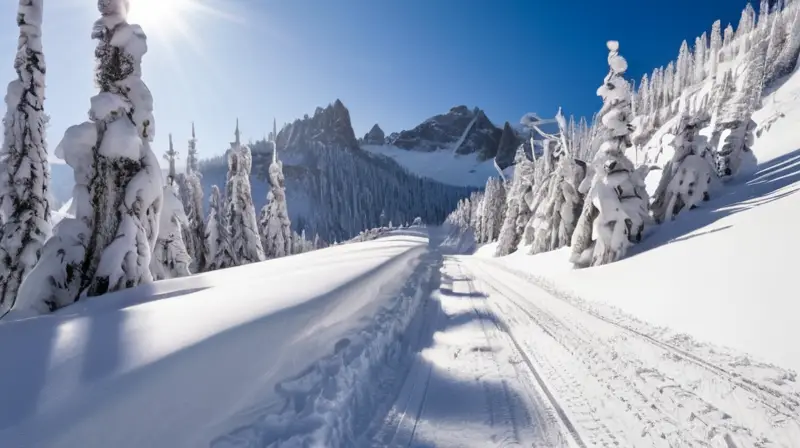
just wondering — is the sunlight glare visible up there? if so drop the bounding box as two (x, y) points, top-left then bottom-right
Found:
(128, 0), (194, 30)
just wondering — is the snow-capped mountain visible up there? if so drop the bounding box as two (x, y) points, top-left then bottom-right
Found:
(199, 100), (476, 243)
(390, 105), (502, 159)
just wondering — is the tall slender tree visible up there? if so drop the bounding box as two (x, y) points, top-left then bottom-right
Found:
(260, 127), (293, 259)
(694, 33), (707, 84)
(226, 120), (264, 265)
(15, 0), (164, 314)
(183, 123), (206, 270)
(151, 135), (191, 279)
(205, 184), (234, 270)
(710, 20), (723, 77)
(0, 0), (51, 317)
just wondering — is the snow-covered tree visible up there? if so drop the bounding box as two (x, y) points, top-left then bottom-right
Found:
(15, 0), (164, 314)
(570, 41), (650, 268)
(529, 156), (587, 255)
(714, 40), (765, 180)
(205, 184), (234, 271)
(651, 116), (714, 223)
(225, 121), (264, 265)
(181, 123), (206, 271)
(710, 20), (723, 77)
(664, 61), (675, 105)
(738, 4), (757, 55)
(496, 146), (534, 256)
(771, 6), (800, 81)
(150, 135), (191, 279)
(151, 184), (191, 279)
(260, 139), (292, 259)
(638, 74), (650, 116)
(675, 40), (692, 94)
(694, 33), (707, 84)
(722, 24), (735, 62)
(0, 0), (51, 316)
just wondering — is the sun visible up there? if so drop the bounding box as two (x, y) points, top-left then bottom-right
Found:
(127, 0), (195, 30)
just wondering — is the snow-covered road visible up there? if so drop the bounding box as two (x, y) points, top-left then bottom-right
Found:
(368, 253), (800, 447)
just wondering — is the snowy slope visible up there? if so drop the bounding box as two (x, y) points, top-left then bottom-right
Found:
(362, 144), (499, 187)
(480, 69), (800, 374)
(0, 231), (438, 448)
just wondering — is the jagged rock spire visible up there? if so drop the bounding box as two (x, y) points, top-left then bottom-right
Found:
(234, 118), (241, 147)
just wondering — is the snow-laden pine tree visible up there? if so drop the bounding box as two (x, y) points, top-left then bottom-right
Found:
(151, 184), (191, 279)
(15, 0), (163, 314)
(569, 41), (650, 268)
(651, 116), (714, 223)
(694, 34), (707, 84)
(205, 184), (234, 271)
(771, 6), (800, 82)
(0, 0), (51, 317)
(714, 40), (765, 180)
(710, 20), (723, 78)
(151, 135), (191, 279)
(181, 123), (206, 271)
(481, 177), (506, 243)
(260, 140), (292, 259)
(495, 146), (534, 256)
(529, 156), (587, 256)
(225, 121), (264, 265)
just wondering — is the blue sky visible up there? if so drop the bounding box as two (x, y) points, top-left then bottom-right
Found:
(0, 0), (751, 163)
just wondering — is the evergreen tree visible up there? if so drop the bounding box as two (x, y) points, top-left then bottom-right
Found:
(638, 74), (650, 116)
(15, 0), (163, 314)
(570, 41), (649, 268)
(723, 24), (735, 62)
(183, 124), (206, 271)
(0, 0), (51, 317)
(495, 147), (530, 256)
(710, 20), (723, 77)
(664, 61), (676, 105)
(773, 6), (800, 79)
(151, 185), (191, 279)
(694, 34), (707, 84)
(651, 116), (714, 223)
(225, 121), (264, 265)
(738, 4), (758, 55)
(205, 184), (234, 271)
(260, 136), (293, 259)
(151, 135), (191, 279)
(675, 40), (692, 95)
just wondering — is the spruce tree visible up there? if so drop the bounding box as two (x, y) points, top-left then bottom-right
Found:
(710, 20), (723, 78)
(260, 134), (292, 259)
(0, 0), (51, 317)
(225, 121), (264, 265)
(15, 0), (164, 313)
(151, 135), (191, 279)
(205, 185), (234, 271)
(570, 41), (649, 268)
(184, 123), (206, 271)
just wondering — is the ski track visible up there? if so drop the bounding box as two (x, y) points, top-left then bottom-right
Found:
(367, 258), (571, 447)
(462, 256), (800, 448)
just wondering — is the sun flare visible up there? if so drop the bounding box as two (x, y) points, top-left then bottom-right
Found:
(127, 0), (194, 30)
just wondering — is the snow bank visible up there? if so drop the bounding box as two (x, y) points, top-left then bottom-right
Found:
(0, 232), (436, 448)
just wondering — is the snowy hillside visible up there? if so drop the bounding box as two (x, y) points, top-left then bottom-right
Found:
(474, 61), (800, 375)
(362, 144), (500, 187)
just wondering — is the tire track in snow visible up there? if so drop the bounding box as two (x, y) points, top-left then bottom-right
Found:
(482, 258), (800, 420)
(466, 258), (800, 447)
(457, 262), (583, 448)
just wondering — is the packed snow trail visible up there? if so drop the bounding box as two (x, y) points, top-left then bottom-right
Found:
(457, 256), (800, 447)
(364, 260), (574, 447)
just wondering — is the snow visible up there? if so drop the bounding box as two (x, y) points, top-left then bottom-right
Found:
(0, 232), (435, 447)
(478, 69), (800, 374)
(362, 144), (497, 187)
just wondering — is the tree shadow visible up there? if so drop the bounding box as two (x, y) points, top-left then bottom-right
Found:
(629, 149), (800, 257)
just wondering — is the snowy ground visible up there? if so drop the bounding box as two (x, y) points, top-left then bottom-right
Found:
(362, 144), (498, 187)
(2, 226), (798, 447)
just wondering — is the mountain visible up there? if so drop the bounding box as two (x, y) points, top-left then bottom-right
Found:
(390, 105), (502, 160)
(199, 100), (476, 242)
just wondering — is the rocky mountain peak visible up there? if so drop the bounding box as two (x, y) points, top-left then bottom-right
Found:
(277, 99), (359, 153)
(363, 123), (385, 145)
(389, 105), (502, 160)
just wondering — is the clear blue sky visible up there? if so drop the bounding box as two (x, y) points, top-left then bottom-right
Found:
(0, 0), (751, 163)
